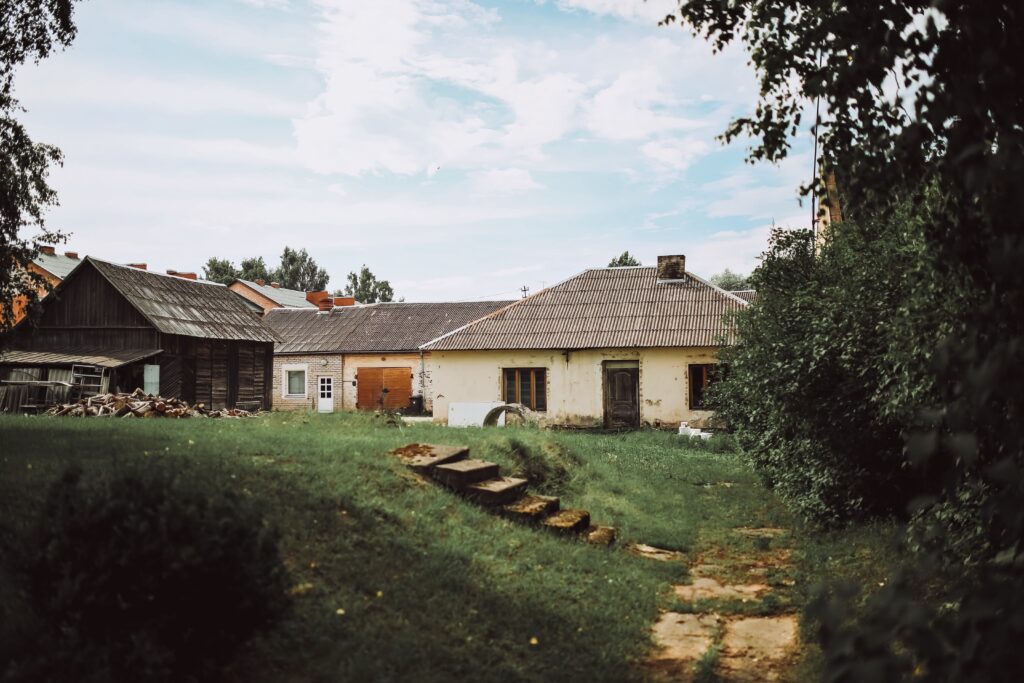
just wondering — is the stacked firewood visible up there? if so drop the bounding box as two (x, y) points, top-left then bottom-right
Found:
(45, 388), (255, 419)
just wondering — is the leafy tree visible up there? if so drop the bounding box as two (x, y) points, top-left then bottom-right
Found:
(269, 247), (328, 291)
(239, 256), (270, 283)
(201, 257), (239, 285)
(343, 265), (394, 303)
(667, 1), (1024, 678)
(708, 269), (750, 291)
(0, 0), (79, 344)
(607, 251), (640, 267)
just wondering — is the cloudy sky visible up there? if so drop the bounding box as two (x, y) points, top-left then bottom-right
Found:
(16, 0), (815, 300)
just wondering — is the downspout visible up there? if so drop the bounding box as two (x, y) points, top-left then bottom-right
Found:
(340, 354), (344, 411)
(419, 349), (426, 413)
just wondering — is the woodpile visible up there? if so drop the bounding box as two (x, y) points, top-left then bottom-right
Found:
(45, 389), (256, 419)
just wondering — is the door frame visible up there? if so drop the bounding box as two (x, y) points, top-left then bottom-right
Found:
(602, 360), (640, 429)
(317, 375), (334, 413)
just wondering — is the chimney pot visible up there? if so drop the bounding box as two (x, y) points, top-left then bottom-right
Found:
(128, 263), (148, 271)
(65, 251), (79, 259)
(39, 246), (56, 256)
(306, 290), (327, 304)
(270, 281), (281, 288)
(656, 255), (686, 281)
(254, 278), (265, 286)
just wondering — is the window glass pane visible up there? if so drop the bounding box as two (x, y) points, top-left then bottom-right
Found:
(504, 369), (516, 403)
(534, 369), (546, 411)
(520, 370), (532, 409)
(287, 370), (305, 395)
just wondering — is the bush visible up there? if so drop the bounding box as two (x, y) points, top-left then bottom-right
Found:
(711, 197), (971, 525)
(8, 463), (290, 682)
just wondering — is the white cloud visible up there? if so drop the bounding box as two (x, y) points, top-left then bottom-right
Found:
(556, 0), (678, 22)
(471, 168), (543, 195)
(585, 69), (705, 140)
(640, 137), (710, 170)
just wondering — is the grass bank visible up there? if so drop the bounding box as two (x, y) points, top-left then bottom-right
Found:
(0, 412), (899, 681)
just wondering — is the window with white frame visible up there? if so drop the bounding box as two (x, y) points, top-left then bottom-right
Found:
(282, 364), (308, 398)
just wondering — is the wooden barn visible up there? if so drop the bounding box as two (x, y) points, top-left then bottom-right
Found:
(0, 257), (279, 412)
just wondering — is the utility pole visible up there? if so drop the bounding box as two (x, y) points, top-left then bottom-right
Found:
(520, 285), (530, 299)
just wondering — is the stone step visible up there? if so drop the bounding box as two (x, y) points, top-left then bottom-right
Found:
(542, 508), (591, 534)
(432, 459), (501, 490)
(585, 525), (617, 546)
(466, 477), (529, 506)
(502, 494), (560, 523)
(391, 443), (469, 473)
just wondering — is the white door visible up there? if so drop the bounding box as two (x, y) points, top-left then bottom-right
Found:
(317, 376), (334, 413)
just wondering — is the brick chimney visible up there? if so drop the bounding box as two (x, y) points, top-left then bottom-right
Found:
(656, 255), (686, 281)
(39, 246), (56, 256)
(333, 296), (356, 307)
(128, 263), (148, 271)
(306, 290), (329, 305)
(167, 270), (197, 280)
(65, 251), (79, 259)
(270, 282), (281, 288)
(254, 278), (266, 286)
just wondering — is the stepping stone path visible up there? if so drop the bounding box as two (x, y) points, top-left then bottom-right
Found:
(391, 443), (616, 545)
(641, 528), (800, 681)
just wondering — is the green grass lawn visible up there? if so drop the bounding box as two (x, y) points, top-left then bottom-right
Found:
(0, 412), (900, 682)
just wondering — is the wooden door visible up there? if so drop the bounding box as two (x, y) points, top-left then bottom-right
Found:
(357, 367), (413, 410)
(603, 362), (640, 429)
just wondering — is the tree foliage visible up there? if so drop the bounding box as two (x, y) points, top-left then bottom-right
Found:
(708, 269), (750, 292)
(668, 0), (1024, 678)
(607, 251), (640, 267)
(269, 247), (328, 291)
(201, 257), (238, 285)
(0, 0), (79, 343)
(239, 256), (269, 283)
(343, 265), (394, 303)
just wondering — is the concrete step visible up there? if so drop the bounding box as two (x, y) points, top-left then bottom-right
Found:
(432, 459), (500, 490)
(391, 443), (469, 473)
(502, 494), (560, 523)
(542, 508), (591, 535)
(585, 525), (617, 546)
(467, 477), (529, 506)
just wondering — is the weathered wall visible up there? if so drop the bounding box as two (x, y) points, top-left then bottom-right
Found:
(272, 353), (344, 412)
(342, 353), (431, 412)
(427, 347), (720, 427)
(272, 352), (433, 412)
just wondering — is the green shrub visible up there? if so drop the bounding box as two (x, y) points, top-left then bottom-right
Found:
(712, 199), (969, 525)
(9, 463), (290, 682)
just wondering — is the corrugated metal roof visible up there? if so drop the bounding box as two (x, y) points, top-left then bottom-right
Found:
(733, 290), (758, 303)
(88, 258), (280, 343)
(0, 347), (162, 368)
(235, 279), (316, 308)
(422, 266), (746, 351)
(34, 252), (84, 279)
(265, 301), (514, 354)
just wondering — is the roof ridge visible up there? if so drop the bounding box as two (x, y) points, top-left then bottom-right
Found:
(86, 256), (225, 287)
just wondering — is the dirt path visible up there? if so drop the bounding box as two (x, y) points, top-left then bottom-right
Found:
(636, 527), (800, 682)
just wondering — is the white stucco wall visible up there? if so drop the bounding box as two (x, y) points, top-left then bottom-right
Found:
(427, 347), (720, 427)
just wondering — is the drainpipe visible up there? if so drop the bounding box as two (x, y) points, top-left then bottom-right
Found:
(339, 355), (344, 411)
(419, 349), (426, 413)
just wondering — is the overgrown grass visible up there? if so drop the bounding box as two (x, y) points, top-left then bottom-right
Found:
(0, 412), (900, 681)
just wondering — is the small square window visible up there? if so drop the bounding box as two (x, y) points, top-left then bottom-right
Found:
(502, 368), (547, 411)
(286, 369), (306, 396)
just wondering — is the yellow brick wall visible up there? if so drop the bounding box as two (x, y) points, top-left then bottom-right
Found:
(272, 354), (344, 412)
(272, 352), (434, 413)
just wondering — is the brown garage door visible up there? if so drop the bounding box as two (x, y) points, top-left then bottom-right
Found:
(356, 367), (413, 410)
